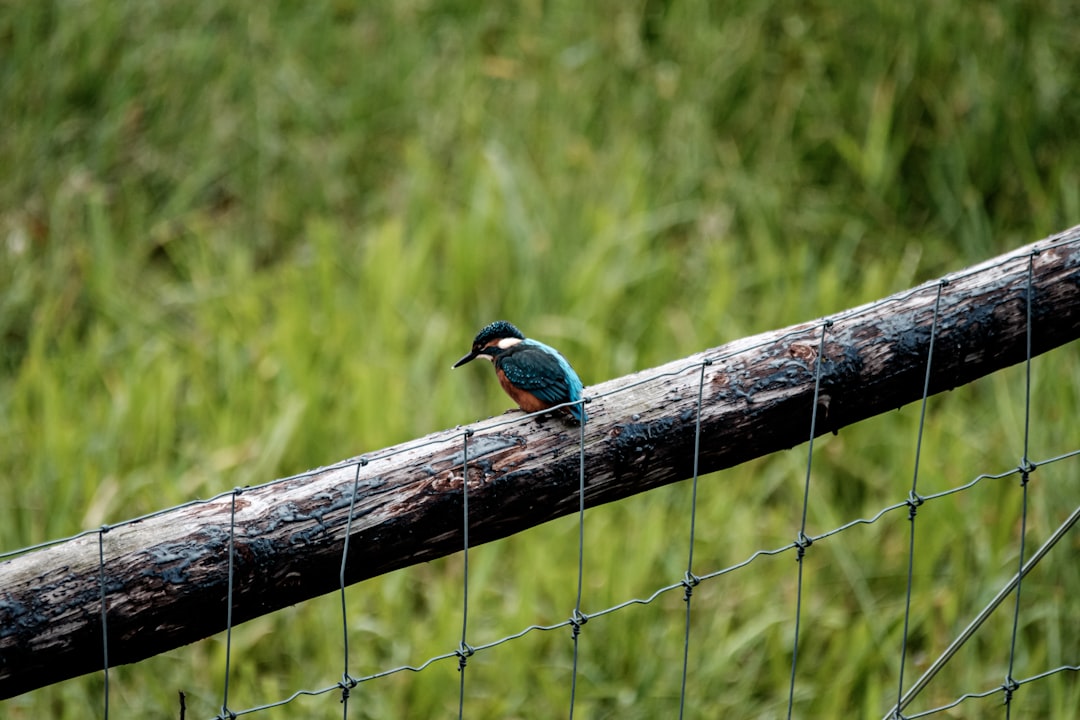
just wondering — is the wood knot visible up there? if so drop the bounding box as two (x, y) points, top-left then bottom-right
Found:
(788, 342), (818, 363)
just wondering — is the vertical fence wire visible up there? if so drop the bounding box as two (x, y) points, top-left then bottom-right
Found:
(1004, 253), (1038, 715)
(97, 525), (110, 720)
(338, 459), (366, 716)
(457, 430), (473, 720)
(786, 320), (832, 719)
(678, 360), (710, 719)
(893, 281), (946, 716)
(219, 489), (240, 720)
(568, 406), (589, 719)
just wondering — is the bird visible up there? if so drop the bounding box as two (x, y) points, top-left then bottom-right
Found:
(453, 320), (587, 424)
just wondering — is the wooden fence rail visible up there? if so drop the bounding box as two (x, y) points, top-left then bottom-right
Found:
(1, 225), (1079, 699)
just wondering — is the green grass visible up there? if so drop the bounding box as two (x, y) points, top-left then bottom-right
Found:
(2, 0), (1079, 717)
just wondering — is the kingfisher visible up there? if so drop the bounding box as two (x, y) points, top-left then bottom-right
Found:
(453, 320), (587, 424)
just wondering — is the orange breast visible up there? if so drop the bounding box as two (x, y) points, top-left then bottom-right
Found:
(496, 367), (551, 413)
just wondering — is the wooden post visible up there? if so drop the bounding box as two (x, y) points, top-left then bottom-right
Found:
(1, 226), (1079, 699)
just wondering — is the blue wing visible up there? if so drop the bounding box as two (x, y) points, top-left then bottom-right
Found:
(497, 340), (586, 422)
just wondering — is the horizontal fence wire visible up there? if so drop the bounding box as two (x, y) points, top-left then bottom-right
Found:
(195, 451), (1079, 719)
(902, 664), (1080, 720)
(1, 233), (1078, 718)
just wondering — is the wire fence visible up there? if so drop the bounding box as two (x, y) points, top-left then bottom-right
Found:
(3, 233), (1079, 718)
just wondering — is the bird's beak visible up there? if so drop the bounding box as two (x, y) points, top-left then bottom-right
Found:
(452, 351), (477, 369)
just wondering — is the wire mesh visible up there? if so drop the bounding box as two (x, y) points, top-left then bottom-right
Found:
(1, 237), (1078, 718)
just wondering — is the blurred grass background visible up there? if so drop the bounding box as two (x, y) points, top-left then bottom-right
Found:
(2, 0), (1078, 717)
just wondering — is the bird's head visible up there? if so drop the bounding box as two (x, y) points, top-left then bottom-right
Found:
(453, 320), (525, 367)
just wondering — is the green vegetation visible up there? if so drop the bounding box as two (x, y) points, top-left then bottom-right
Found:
(2, 0), (1078, 717)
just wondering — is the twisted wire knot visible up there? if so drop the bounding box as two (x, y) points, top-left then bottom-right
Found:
(906, 490), (924, 520)
(456, 642), (475, 672)
(682, 571), (701, 602)
(570, 609), (589, 639)
(794, 532), (813, 561)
